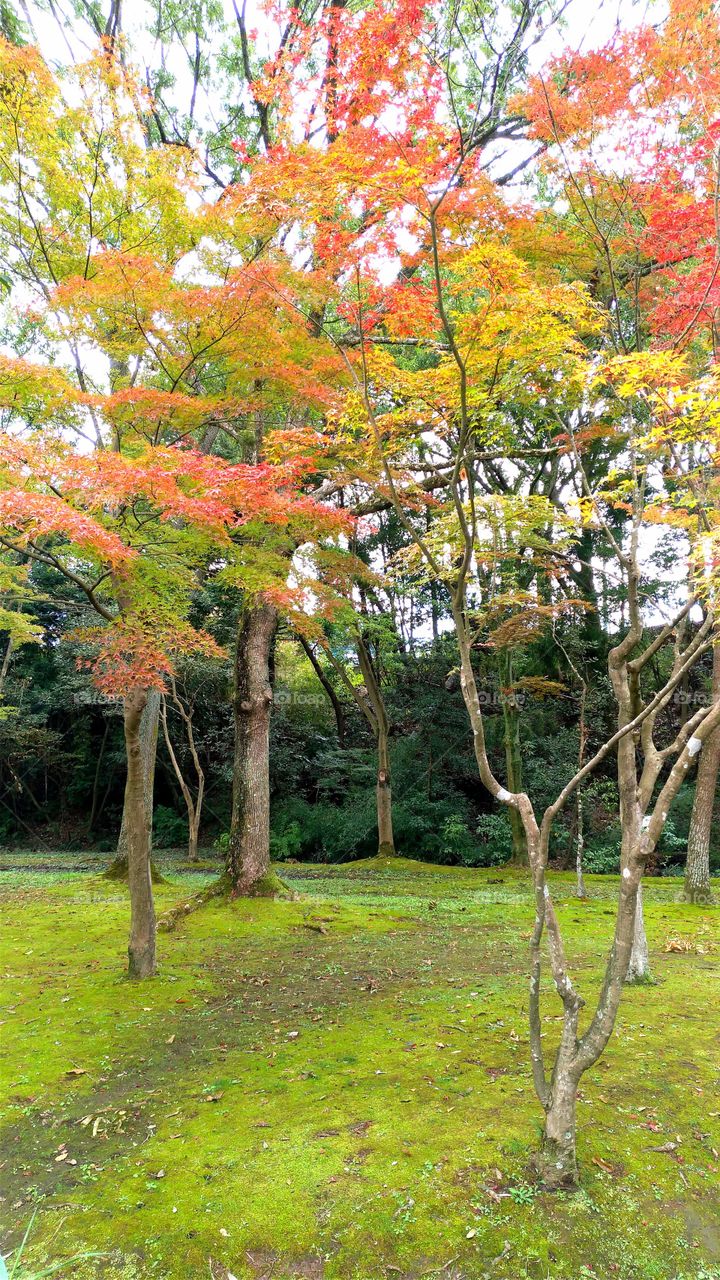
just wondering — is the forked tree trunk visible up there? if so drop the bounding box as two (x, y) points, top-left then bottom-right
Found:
(532, 848), (652, 1188)
(376, 718), (395, 857)
(227, 602), (277, 893)
(684, 645), (720, 904)
(450, 599), (664, 1188)
(124, 688), (156, 979)
(536, 1038), (581, 1188)
(107, 689), (160, 878)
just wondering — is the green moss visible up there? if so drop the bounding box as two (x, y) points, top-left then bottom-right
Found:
(1, 857), (719, 1279)
(244, 867), (296, 899)
(103, 855), (168, 885)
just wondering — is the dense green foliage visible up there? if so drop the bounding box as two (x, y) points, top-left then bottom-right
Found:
(2, 592), (717, 875)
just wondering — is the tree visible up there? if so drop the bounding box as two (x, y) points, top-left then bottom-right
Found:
(319, 622), (398, 858)
(160, 671), (207, 862)
(0, 37), (352, 902)
(252, 0), (720, 1182)
(684, 644), (720, 904)
(226, 600), (278, 892)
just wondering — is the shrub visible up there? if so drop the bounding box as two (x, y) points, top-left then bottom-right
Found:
(270, 820), (304, 861)
(440, 814), (475, 863)
(583, 845), (620, 875)
(153, 804), (188, 849)
(464, 812), (513, 867)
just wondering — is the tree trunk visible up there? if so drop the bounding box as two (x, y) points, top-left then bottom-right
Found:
(683, 645), (720, 904)
(227, 602), (277, 894)
(537, 1071), (580, 1189)
(88, 719), (110, 834)
(160, 683), (205, 864)
(107, 689), (160, 878)
(298, 634), (346, 746)
(625, 883), (650, 981)
(188, 811), (201, 862)
(575, 787), (587, 898)
(376, 718), (395, 857)
(499, 651), (527, 862)
(575, 680), (588, 897)
(355, 634), (395, 857)
(124, 688), (156, 979)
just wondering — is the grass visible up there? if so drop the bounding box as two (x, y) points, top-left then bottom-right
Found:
(0, 853), (719, 1280)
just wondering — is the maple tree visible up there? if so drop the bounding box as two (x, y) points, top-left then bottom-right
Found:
(516, 0), (720, 910)
(231, 0), (720, 1186)
(0, 37), (350, 968)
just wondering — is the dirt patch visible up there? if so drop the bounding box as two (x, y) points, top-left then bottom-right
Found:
(243, 1247), (326, 1279)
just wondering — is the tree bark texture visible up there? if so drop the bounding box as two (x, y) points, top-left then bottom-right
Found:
(683, 644), (720, 904)
(109, 688), (160, 876)
(124, 688), (157, 979)
(227, 602), (277, 893)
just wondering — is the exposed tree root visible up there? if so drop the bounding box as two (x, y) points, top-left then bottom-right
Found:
(157, 869), (296, 931)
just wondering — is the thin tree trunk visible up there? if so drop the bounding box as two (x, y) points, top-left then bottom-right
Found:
(88, 719), (110, 834)
(575, 788), (587, 898)
(376, 716), (395, 857)
(160, 684), (205, 863)
(575, 678), (588, 897)
(499, 650), (527, 863)
(124, 688), (156, 979)
(298, 634), (346, 746)
(319, 632), (396, 855)
(683, 644), (720, 904)
(624, 885), (649, 984)
(0, 635), (13, 691)
(356, 634), (395, 857)
(227, 602), (277, 893)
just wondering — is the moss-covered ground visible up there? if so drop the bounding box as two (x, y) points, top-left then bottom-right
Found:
(1, 854), (719, 1280)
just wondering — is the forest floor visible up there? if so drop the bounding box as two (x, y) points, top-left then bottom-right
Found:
(0, 854), (719, 1280)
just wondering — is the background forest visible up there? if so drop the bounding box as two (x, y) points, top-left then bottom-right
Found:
(1, 574), (711, 877)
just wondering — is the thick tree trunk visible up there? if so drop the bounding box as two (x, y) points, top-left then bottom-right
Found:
(107, 689), (160, 878)
(683, 646), (720, 904)
(124, 689), (156, 979)
(376, 719), (395, 857)
(537, 1071), (579, 1189)
(227, 602), (277, 894)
